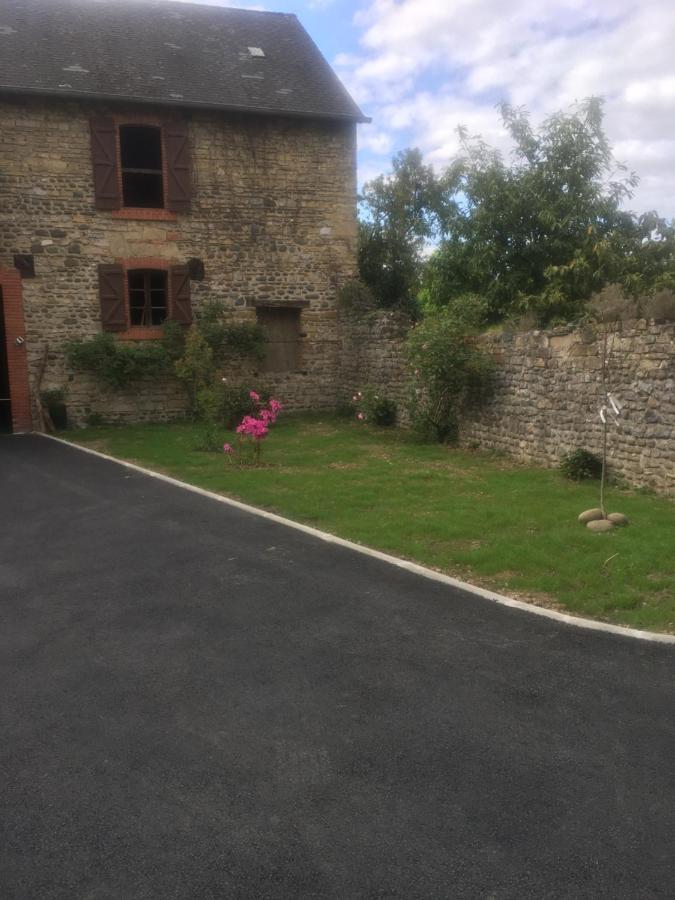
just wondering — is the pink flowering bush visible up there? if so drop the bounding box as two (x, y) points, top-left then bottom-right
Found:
(224, 391), (283, 464)
(351, 387), (397, 427)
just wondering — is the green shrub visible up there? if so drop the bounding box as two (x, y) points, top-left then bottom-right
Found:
(191, 420), (222, 452)
(333, 398), (356, 419)
(41, 388), (66, 404)
(66, 333), (172, 390)
(193, 380), (269, 431)
(560, 448), (603, 481)
(406, 307), (493, 443)
(368, 396), (397, 426)
(196, 301), (266, 362)
(352, 387), (398, 427)
(220, 383), (264, 429)
(175, 328), (214, 411)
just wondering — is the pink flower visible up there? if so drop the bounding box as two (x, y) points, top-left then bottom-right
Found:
(237, 415), (269, 440)
(222, 442), (233, 454)
(249, 390), (260, 402)
(269, 398), (282, 413)
(357, 412), (365, 421)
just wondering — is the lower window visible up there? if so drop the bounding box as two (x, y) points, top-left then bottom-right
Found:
(128, 270), (167, 326)
(256, 306), (302, 372)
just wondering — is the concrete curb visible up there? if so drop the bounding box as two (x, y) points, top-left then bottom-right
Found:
(39, 432), (675, 646)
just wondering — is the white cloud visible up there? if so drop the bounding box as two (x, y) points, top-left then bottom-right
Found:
(359, 128), (394, 155)
(342, 0), (675, 215)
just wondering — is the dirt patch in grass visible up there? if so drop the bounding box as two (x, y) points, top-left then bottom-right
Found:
(449, 539), (484, 551)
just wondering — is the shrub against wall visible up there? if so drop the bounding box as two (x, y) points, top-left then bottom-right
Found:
(67, 306), (266, 400)
(405, 302), (494, 442)
(65, 333), (173, 390)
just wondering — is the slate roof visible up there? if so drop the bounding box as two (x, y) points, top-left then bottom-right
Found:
(0, 0), (368, 122)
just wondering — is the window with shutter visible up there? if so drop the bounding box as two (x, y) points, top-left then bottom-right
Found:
(170, 265), (192, 324)
(256, 307), (302, 372)
(90, 118), (121, 210)
(91, 118), (191, 214)
(98, 264), (127, 331)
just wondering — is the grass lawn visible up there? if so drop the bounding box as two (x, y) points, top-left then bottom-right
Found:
(64, 416), (675, 633)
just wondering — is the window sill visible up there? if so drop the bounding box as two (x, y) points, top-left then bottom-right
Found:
(112, 208), (177, 221)
(116, 327), (165, 341)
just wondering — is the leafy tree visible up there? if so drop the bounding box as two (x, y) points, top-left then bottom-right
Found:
(424, 98), (656, 322)
(358, 148), (457, 316)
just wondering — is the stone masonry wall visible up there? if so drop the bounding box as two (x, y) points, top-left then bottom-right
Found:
(0, 96), (357, 425)
(340, 311), (674, 494)
(339, 308), (411, 410)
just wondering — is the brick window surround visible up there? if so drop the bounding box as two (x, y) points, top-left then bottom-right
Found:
(115, 257), (176, 340)
(0, 268), (32, 432)
(111, 113), (177, 221)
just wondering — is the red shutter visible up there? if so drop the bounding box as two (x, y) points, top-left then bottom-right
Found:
(90, 118), (121, 210)
(165, 122), (191, 213)
(170, 265), (192, 324)
(98, 264), (127, 331)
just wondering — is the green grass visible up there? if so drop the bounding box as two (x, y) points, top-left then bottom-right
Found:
(64, 416), (675, 632)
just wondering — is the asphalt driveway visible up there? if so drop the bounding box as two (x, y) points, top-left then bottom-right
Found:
(1, 435), (674, 899)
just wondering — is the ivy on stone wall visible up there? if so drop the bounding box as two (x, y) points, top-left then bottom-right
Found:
(65, 333), (173, 391)
(66, 304), (267, 393)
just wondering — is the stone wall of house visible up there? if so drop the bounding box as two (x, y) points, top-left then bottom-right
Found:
(340, 310), (674, 493)
(0, 96), (357, 425)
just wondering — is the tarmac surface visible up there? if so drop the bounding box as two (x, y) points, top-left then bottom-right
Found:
(2, 435), (674, 898)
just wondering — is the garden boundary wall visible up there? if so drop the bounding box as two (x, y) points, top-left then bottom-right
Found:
(339, 311), (674, 494)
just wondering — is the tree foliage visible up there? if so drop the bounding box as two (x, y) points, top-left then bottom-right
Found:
(358, 148), (457, 316)
(359, 99), (675, 325)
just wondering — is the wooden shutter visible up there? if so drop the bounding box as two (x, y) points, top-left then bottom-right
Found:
(165, 123), (191, 213)
(90, 118), (121, 210)
(98, 264), (127, 331)
(256, 308), (301, 372)
(170, 265), (192, 324)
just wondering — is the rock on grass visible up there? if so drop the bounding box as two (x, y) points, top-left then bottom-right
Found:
(587, 519), (614, 533)
(578, 508), (604, 524)
(607, 512), (629, 526)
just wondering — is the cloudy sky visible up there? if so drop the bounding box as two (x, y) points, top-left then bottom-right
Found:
(202, 0), (675, 216)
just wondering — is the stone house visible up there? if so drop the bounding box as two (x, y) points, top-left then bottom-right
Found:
(0, 0), (367, 432)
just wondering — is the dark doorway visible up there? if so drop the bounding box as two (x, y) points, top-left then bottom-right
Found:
(0, 286), (12, 432)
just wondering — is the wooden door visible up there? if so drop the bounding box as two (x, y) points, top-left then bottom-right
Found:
(0, 269), (32, 433)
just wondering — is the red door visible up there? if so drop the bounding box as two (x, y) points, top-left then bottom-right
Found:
(0, 269), (32, 433)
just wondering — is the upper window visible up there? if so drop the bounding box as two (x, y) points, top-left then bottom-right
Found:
(127, 270), (168, 326)
(89, 117), (191, 214)
(119, 125), (164, 208)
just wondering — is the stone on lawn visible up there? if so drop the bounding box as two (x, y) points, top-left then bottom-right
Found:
(607, 512), (629, 526)
(587, 519), (614, 533)
(578, 508), (604, 524)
